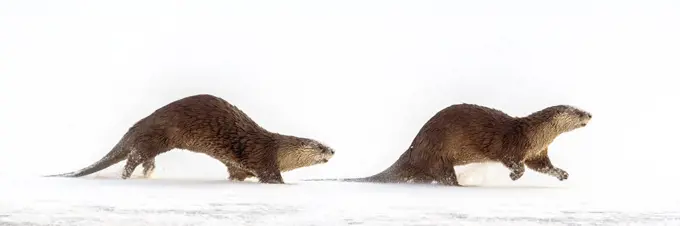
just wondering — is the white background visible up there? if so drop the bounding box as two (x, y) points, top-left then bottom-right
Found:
(1, 0), (679, 190)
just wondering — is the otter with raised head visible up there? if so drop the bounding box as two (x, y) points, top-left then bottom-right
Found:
(308, 104), (590, 186)
(47, 94), (335, 184)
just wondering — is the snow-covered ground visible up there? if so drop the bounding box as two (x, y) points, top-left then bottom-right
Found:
(2, 172), (679, 226)
(0, 176), (677, 226)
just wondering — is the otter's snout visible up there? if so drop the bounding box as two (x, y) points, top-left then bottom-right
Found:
(576, 110), (592, 127)
(319, 147), (334, 163)
(577, 111), (592, 119)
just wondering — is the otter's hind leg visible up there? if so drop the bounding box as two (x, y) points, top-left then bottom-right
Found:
(409, 175), (435, 184)
(121, 136), (171, 179)
(438, 167), (460, 186)
(224, 162), (255, 181)
(142, 158), (156, 178)
(430, 157), (460, 186)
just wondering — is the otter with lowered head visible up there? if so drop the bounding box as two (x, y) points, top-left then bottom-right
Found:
(47, 94), (335, 184)
(308, 104), (591, 186)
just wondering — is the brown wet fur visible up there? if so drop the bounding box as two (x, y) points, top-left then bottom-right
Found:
(310, 104), (591, 186)
(47, 94), (335, 184)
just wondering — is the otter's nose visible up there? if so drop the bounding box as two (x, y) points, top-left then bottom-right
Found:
(586, 112), (592, 119)
(327, 149), (335, 154)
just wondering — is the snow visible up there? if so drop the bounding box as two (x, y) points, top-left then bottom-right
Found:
(2, 0), (680, 225)
(2, 175), (679, 226)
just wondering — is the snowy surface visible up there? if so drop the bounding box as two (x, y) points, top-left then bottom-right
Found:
(2, 174), (679, 226)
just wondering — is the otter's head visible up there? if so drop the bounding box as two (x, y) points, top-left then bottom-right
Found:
(543, 105), (592, 132)
(276, 136), (335, 172)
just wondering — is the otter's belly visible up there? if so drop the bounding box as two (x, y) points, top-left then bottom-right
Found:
(448, 147), (492, 165)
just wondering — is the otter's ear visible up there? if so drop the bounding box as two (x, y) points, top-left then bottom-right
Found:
(302, 141), (316, 149)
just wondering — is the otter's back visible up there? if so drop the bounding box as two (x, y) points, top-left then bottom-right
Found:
(130, 95), (266, 149)
(422, 104), (515, 163)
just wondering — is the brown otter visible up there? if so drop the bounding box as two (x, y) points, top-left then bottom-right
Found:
(307, 104), (591, 186)
(46, 94), (335, 184)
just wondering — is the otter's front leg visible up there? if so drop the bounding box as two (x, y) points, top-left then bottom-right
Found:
(253, 154), (284, 184)
(256, 169), (284, 184)
(501, 159), (525, 181)
(525, 150), (568, 181)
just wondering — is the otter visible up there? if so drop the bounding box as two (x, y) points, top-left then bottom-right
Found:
(46, 94), (335, 184)
(307, 104), (591, 186)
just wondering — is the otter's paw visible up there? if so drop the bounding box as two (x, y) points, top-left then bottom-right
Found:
(450, 181), (462, 186)
(260, 178), (284, 184)
(257, 172), (284, 184)
(142, 169), (155, 179)
(228, 176), (245, 181)
(553, 168), (569, 181)
(438, 179), (461, 186)
(228, 173), (249, 181)
(509, 170), (524, 181)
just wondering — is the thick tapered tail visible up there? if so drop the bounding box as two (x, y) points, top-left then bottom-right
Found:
(303, 152), (413, 184)
(303, 170), (393, 183)
(305, 146), (417, 183)
(44, 139), (130, 178)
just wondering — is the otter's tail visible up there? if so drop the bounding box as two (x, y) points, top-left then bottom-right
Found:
(303, 170), (394, 183)
(44, 138), (130, 178)
(303, 150), (415, 184)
